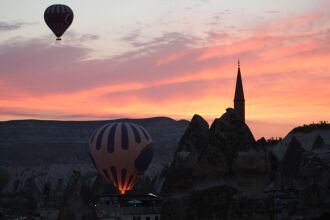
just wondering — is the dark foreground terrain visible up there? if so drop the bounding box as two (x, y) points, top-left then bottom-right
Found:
(1, 113), (330, 219)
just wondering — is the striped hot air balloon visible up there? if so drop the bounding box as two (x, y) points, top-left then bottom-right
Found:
(89, 122), (154, 194)
(44, 4), (74, 40)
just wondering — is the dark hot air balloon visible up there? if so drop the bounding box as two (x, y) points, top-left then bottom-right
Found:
(44, 4), (74, 40)
(89, 122), (154, 194)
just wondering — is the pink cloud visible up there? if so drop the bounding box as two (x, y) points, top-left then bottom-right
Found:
(0, 9), (329, 138)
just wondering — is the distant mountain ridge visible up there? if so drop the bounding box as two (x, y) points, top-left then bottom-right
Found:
(0, 117), (189, 165)
(273, 122), (330, 160)
(0, 117), (189, 194)
(289, 121), (330, 134)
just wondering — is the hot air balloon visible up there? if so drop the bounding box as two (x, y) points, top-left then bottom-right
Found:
(44, 4), (74, 40)
(89, 122), (154, 194)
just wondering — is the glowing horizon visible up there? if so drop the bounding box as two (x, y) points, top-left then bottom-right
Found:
(0, 0), (329, 139)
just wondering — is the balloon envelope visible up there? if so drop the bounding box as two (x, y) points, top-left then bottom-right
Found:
(89, 122), (154, 194)
(44, 4), (74, 40)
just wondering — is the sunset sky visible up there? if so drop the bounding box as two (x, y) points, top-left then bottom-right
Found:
(0, 0), (329, 138)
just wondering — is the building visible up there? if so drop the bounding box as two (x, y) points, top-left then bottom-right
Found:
(234, 60), (245, 122)
(96, 193), (162, 220)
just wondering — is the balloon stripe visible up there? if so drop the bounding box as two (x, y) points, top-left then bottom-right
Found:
(110, 166), (119, 187)
(58, 24), (62, 37)
(102, 169), (110, 181)
(96, 124), (108, 150)
(130, 177), (139, 190)
(121, 123), (129, 150)
(58, 24), (62, 36)
(127, 177), (134, 190)
(89, 152), (97, 169)
(89, 129), (97, 145)
(135, 146), (154, 173)
(58, 24), (61, 36)
(107, 124), (117, 153)
(126, 174), (135, 190)
(130, 124), (141, 143)
(121, 169), (127, 191)
(139, 126), (150, 140)
(55, 24), (59, 36)
(52, 24), (56, 35)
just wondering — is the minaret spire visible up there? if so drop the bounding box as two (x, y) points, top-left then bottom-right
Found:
(234, 59), (245, 122)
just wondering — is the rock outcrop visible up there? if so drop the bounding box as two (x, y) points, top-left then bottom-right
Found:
(279, 137), (305, 188)
(312, 135), (326, 151)
(205, 108), (255, 175)
(162, 116), (330, 219)
(162, 109), (258, 195)
(162, 114), (209, 192)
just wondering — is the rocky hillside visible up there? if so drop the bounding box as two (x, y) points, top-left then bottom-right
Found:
(161, 112), (330, 219)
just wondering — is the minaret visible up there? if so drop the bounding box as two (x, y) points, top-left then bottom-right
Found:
(234, 60), (245, 122)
